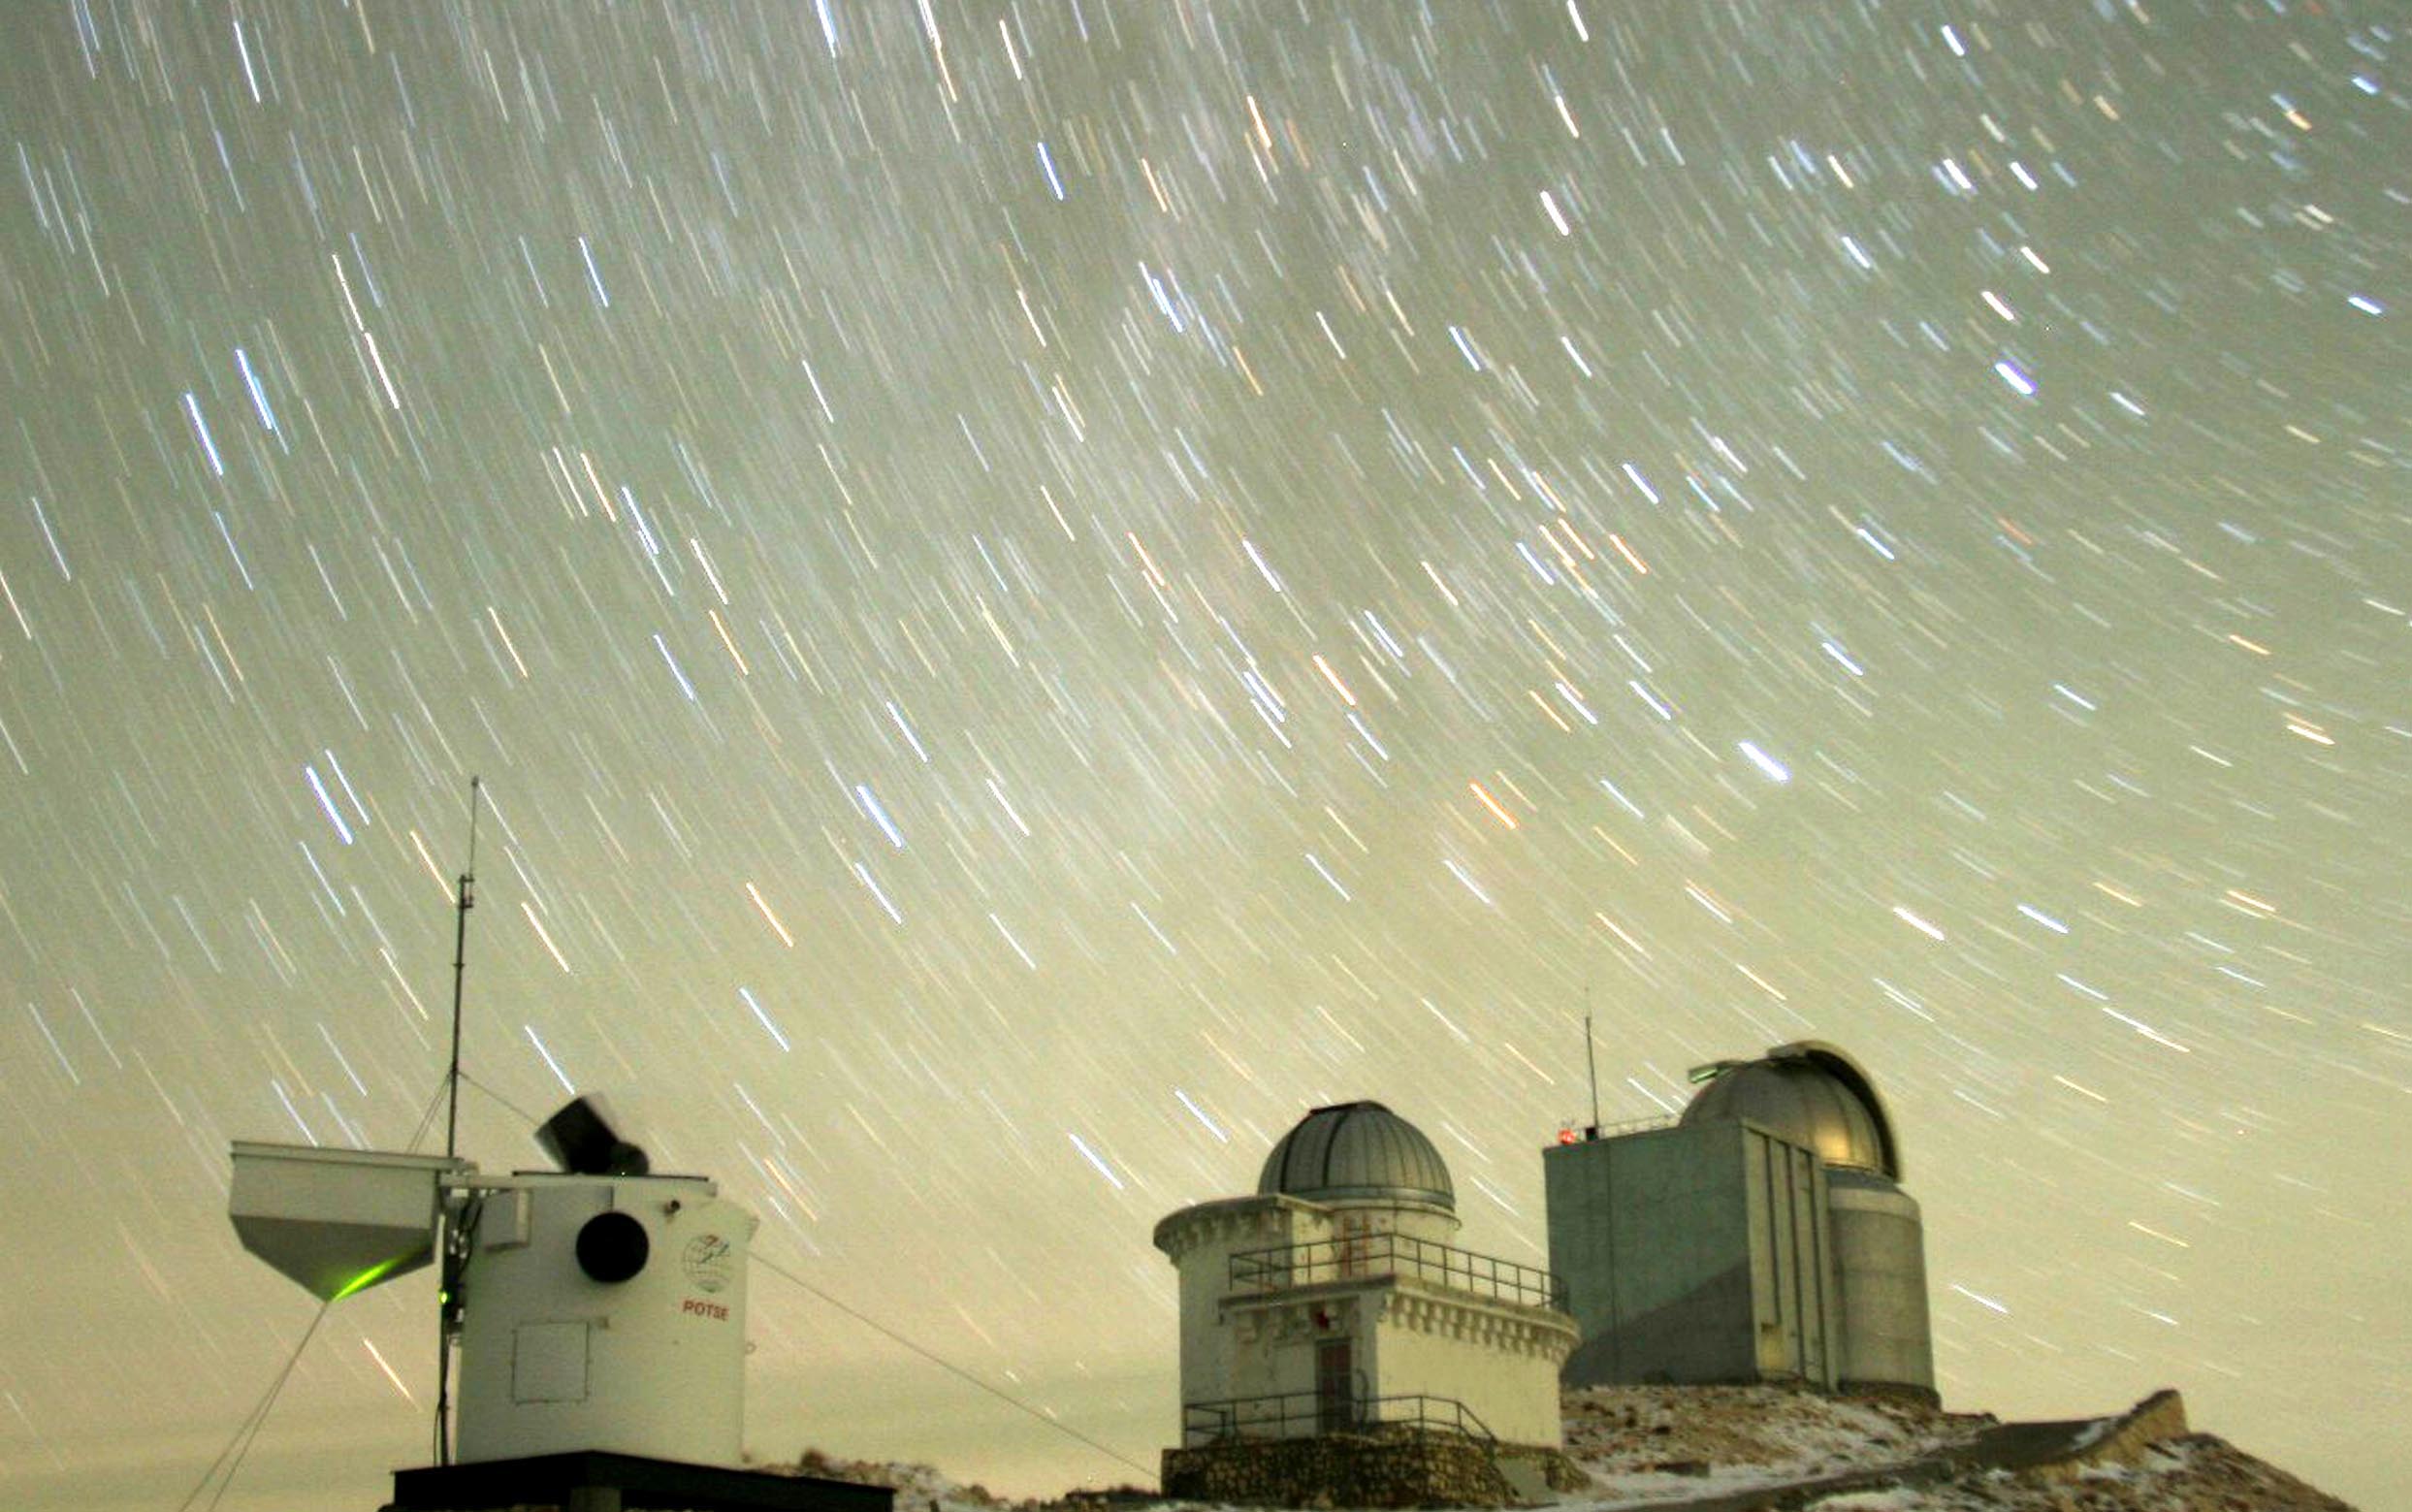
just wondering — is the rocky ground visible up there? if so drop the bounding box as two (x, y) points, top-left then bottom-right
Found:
(1555, 1384), (1988, 1496)
(1766, 1434), (2356, 1512)
(766, 1384), (2357, 1512)
(755, 1447), (1034, 1512)
(1547, 1385), (2353, 1511)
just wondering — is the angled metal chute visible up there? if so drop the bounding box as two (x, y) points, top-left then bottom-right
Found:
(229, 1142), (465, 1302)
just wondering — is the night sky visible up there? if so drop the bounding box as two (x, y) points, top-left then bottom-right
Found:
(1, 3), (2404, 1509)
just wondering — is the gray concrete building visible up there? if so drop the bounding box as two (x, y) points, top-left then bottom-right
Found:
(1542, 1041), (1936, 1400)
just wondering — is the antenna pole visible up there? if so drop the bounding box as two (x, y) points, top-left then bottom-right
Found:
(1585, 1005), (1602, 1137)
(444, 777), (479, 1161)
(435, 777), (480, 1465)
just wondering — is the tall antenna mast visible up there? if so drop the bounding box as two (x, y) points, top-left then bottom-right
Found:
(444, 776), (481, 1161)
(436, 775), (480, 1464)
(1584, 994), (1602, 1138)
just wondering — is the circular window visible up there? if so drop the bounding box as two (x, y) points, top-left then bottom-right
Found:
(575, 1210), (650, 1283)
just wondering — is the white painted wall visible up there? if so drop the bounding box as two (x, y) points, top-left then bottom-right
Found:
(1365, 1287), (1574, 1447)
(455, 1174), (756, 1465)
(1156, 1196), (1324, 1427)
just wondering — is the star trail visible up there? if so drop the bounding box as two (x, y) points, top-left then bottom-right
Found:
(0, 3), (2403, 1509)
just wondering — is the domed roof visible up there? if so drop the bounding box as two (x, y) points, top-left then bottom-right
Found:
(1681, 1041), (1903, 1179)
(1258, 1102), (1455, 1209)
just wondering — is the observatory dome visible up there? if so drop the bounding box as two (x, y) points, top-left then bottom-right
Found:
(1681, 1041), (1902, 1179)
(1258, 1101), (1455, 1210)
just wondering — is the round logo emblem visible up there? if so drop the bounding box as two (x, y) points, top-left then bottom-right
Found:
(681, 1233), (735, 1294)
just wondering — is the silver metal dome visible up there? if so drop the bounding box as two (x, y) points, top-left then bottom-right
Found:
(1681, 1041), (1903, 1179)
(1258, 1101), (1455, 1209)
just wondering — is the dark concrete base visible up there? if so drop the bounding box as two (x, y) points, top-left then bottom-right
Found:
(386, 1450), (896, 1512)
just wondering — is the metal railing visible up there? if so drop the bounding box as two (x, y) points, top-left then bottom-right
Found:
(1557, 1112), (1678, 1142)
(1228, 1230), (1567, 1311)
(1180, 1386), (1501, 1448)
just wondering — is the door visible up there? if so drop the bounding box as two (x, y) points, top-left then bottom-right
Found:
(1314, 1338), (1355, 1433)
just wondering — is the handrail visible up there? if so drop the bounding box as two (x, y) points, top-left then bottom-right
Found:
(1178, 1387), (1501, 1448)
(1228, 1230), (1567, 1311)
(1555, 1113), (1678, 1142)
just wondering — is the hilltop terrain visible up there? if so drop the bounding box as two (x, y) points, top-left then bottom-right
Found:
(774, 1384), (2356, 1512)
(1548, 1384), (2353, 1509)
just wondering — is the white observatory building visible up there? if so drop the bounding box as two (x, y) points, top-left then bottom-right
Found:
(1155, 1102), (1578, 1505)
(1543, 1041), (1936, 1400)
(229, 1097), (888, 1512)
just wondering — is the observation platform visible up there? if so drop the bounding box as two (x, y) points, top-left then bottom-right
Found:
(1228, 1232), (1567, 1312)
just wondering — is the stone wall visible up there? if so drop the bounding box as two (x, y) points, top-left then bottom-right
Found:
(1160, 1429), (1580, 1508)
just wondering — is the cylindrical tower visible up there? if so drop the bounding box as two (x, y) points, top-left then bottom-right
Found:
(1826, 1169), (1934, 1397)
(1680, 1041), (1935, 1400)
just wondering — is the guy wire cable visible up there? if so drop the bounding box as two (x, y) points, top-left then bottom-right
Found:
(174, 1298), (333, 1512)
(747, 1248), (1153, 1479)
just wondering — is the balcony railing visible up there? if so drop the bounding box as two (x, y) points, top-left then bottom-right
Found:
(1592, 1112), (1677, 1139)
(1180, 1386), (1499, 1448)
(1228, 1231), (1567, 1311)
